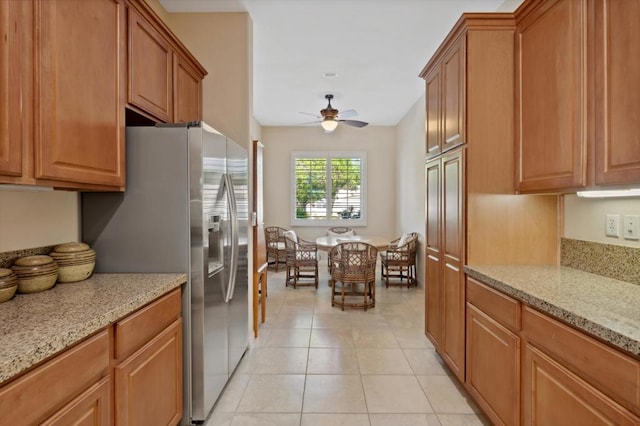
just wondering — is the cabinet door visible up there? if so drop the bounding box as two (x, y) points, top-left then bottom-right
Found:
(441, 35), (465, 153)
(115, 319), (183, 426)
(593, 0), (640, 185)
(424, 66), (442, 159)
(41, 377), (110, 426)
(0, 0), (23, 177)
(523, 344), (639, 426)
(128, 8), (172, 122)
(173, 53), (202, 123)
(441, 148), (465, 381)
(467, 303), (520, 426)
(516, 0), (588, 192)
(425, 158), (441, 347)
(35, 0), (125, 187)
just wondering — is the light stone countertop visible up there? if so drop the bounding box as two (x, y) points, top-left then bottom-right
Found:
(0, 273), (187, 384)
(464, 265), (640, 357)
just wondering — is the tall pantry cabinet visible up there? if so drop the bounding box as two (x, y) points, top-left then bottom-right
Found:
(421, 14), (559, 383)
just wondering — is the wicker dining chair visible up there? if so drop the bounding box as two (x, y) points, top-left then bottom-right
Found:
(284, 231), (318, 289)
(265, 226), (287, 272)
(326, 227), (355, 271)
(330, 242), (377, 311)
(380, 232), (418, 288)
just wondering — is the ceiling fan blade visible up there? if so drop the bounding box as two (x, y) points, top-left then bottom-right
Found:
(297, 120), (322, 126)
(338, 109), (357, 119)
(339, 119), (368, 128)
(298, 111), (321, 118)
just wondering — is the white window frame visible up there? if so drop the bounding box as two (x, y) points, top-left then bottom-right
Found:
(291, 151), (367, 227)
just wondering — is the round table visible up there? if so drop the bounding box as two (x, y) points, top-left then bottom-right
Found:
(315, 235), (390, 251)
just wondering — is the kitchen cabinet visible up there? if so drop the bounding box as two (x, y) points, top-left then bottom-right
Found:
(0, 288), (183, 426)
(41, 377), (111, 426)
(516, 0), (640, 192)
(425, 149), (464, 380)
(0, 0), (126, 190)
(593, 0), (640, 185)
(114, 288), (183, 425)
(466, 278), (521, 426)
(422, 13), (559, 383)
(464, 274), (640, 425)
(127, 0), (206, 124)
(423, 34), (465, 159)
(0, 330), (110, 425)
(515, 0), (587, 192)
(523, 344), (639, 425)
(0, 0), (25, 178)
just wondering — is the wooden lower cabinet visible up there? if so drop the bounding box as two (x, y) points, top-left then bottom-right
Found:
(523, 344), (639, 426)
(465, 277), (640, 425)
(42, 376), (111, 426)
(466, 303), (520, 426)
(115, 318), (183, 426)
(0, 289), (183, 426)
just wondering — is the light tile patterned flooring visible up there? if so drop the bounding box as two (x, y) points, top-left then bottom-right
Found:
(206, 266), (489, 426)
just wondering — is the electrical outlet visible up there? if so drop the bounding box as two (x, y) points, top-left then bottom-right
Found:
(606, 214), (620, 238)
(623, 215), (640, 240)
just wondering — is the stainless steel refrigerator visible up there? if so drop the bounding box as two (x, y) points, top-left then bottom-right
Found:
(81, 122), (249, 425)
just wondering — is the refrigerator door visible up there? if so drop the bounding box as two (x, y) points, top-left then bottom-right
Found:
(226, 137), (249, 374)
(191, 125), (229, 422)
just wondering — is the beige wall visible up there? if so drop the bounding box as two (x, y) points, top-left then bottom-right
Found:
(0, 190), (79, 252)
(395, 94), (426, 287)
(166, 12), (253, 150)
(564, 194), (640, 248)
(261, 125), (396, 242)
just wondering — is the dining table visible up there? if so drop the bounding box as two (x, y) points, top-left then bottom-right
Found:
(315, 235), (390, 251)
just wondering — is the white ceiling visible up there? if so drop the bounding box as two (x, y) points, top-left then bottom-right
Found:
(159, 0), (521, 127)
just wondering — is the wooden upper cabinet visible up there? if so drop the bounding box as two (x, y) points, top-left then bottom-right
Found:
(128, 7), (173, 122)
(424, 67), (442, 158)
(35, 0), (125, 188)
(126, 1), (206, 124)
(173, 52), (203, 123)
(516, 0), (588, 193)
(441, 37), (465, 153)
(421, 34), (466, 158)
(0, 1), (24, 178)
(593, 0), (640, 185)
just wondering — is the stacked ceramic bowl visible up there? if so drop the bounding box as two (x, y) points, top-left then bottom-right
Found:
(11, 255), (58, 294)
(0, 268), (18, 302)
(49, 242), (96, 283)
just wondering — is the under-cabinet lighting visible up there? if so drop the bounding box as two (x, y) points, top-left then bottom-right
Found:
(0, 184), (53, 192)
(576, 189), (640, 198)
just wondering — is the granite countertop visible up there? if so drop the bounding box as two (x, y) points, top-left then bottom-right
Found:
(0, 273), (187, 384)
(464, 265), (640, 357)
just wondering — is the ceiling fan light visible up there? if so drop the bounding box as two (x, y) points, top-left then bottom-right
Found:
(321, 118), (338, 132)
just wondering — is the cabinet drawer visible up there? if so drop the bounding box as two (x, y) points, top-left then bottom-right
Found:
(467, 277), (520, 332)
(0, 330), (109, 425)
(115, 288), (181, 360)
(523, 306), (640, 416)
(41, 376), (110, 426)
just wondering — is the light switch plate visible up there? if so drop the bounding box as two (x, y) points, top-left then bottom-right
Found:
(623, 215), (640, 240)
(606, 214), (620, 238)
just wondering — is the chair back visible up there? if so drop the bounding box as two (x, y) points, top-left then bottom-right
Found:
(327, 227), (355, 236)
(331, 242), (377, 283)
(265, 226), (287, 248)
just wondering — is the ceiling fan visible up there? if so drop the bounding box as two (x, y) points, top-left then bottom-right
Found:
(299, 94), (369, 133)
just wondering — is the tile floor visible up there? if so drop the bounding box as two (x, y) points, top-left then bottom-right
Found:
(206, 265), (489, 426)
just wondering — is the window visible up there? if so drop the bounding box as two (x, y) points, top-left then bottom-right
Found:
(291, 151), (366, 226)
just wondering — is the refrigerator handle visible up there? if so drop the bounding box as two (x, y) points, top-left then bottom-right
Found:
(224, 173), (240, 302)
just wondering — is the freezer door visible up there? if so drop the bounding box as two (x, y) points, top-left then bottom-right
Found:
(226, 138), (249, 374)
